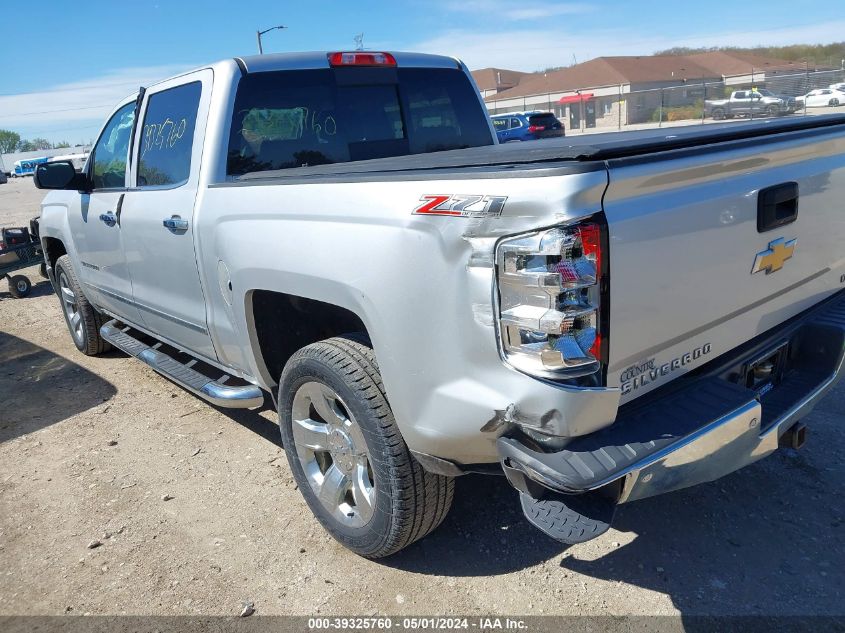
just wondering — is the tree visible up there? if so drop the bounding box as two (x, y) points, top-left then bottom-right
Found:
(54, 141), (71, 149)
(30, 138), (53, 150)
(0, 129), (21, 154)
(17, 140), (36, 152)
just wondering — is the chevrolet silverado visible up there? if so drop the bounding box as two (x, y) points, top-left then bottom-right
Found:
(34, 51), (845, 558)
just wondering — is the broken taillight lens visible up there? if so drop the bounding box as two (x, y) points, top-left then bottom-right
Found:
(495, 220), (605, 378)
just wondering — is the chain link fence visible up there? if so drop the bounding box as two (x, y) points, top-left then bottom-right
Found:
(486, 66), (845, 135)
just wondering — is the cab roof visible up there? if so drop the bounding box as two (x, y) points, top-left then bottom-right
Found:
(235, 51), (462, 74)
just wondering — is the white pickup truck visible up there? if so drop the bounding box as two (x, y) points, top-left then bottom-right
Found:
(35, 51), (845, 558)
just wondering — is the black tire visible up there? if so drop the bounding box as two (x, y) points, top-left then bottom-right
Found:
(766, 105), (779, 117)
(830, 99), (840, 107)
(8, 275), (31, 298)
(39, 262), (48, 279)
(54, 255), (111, 355)
(711, 108), (725, 120)
(279, 335), (454, 558)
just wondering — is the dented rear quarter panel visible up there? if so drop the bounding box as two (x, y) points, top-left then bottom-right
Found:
(198, 167), (616, 463)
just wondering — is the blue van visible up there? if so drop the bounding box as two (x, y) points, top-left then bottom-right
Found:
(490, 111), (565, 142)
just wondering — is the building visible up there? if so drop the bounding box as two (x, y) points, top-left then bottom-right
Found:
(470, 67), (530, 98)
(482, 51), (809, 130)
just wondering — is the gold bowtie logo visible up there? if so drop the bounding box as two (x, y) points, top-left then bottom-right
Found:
(751, 237), (796, 275)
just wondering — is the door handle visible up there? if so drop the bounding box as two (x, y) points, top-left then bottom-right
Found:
(758, 182), (798, 233)
(99, 212), (117, 227)
(162, 216), (189, 231)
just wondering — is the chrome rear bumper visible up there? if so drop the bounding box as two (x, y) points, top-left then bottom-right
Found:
(499, 290), (845, 506)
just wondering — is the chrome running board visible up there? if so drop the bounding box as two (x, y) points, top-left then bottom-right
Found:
(101, 320), (264, 409)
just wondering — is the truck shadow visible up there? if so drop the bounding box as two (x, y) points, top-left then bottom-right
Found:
(0, 331), (118, 442)
(215, 402), (282, 446)
(382, 400), (844, 615)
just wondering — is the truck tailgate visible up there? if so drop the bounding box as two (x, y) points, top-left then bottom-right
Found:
(603, 125), (845, 401)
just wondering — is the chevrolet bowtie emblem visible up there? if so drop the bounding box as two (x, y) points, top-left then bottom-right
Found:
(751, 237), (796, 275)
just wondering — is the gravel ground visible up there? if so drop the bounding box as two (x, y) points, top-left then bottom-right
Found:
(0, 177), (843, 617)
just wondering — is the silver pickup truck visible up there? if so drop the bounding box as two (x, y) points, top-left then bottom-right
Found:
(35, 51), (845, 558)
(705, 89), (798, 119)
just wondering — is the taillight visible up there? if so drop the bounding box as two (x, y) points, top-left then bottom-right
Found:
(495, 219), (605, 378)
(328, 52), (397, 67)
(528, 125), (545, 133)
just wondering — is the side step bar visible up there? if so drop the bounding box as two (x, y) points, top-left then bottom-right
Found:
(101, 320), (264, 409)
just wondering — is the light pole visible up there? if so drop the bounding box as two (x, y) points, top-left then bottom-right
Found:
(257, 25), (287, 54)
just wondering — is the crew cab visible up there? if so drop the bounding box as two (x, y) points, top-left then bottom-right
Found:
(705, 89), (797, 119)
(35, 51), (845, 558)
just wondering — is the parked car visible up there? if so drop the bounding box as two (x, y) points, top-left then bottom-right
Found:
(705, 89), (797, 119)
(0, 170), (7, 185)
(796, 88), (845, 108)
(491, 111), (565, 142)
(829, 82), (845, 91)
(35, 50), (845, 558)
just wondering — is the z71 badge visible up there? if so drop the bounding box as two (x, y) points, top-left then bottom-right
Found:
(413, 194), (508, 218)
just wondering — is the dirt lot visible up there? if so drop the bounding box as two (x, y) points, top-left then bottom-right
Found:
(0, 177), (843, 618)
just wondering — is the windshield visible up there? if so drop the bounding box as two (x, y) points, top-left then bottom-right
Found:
(227, 68), (494, 176)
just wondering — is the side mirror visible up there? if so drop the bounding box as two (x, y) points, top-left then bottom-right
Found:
(34, 160), (87, 191)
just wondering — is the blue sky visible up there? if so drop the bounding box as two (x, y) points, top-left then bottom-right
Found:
(1, 0), (842, 143)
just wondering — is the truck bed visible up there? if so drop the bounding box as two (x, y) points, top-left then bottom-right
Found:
(231, 114), (845, 183)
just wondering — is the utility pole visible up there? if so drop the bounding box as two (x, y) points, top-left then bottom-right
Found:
(257, 25), (287, 54)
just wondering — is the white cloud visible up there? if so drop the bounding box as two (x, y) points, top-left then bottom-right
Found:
(0, 64), (194, 142)
(412, 20), (845, 71)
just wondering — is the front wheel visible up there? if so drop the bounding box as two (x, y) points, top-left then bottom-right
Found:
(279, 336), (454, 558)
(830, 99), (840, 107)
(711, 108), (725, 120)
(54, 255), (111, 355)
(766, 105), (779, 117)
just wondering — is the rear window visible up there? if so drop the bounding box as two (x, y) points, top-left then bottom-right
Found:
(227, 68), (493, 176)
(527, 113), (559, 127)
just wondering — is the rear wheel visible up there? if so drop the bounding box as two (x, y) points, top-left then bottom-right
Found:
(830, 98), (840, 107)
(54, 255), (111, 355)
(279, 335), (454, 558)
(8, 275), (31, 298)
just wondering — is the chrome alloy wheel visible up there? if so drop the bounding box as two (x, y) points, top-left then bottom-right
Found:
(291, 381), (376, 528)
(59, 271), (83, 344)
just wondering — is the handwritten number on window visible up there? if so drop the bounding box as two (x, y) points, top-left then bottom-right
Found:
(141, 118), (188, 158)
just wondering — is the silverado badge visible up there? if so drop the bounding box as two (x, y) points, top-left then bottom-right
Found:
(751, 237), (796, 275)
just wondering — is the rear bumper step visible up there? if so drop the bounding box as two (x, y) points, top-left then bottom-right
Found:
(500, 290), (845, 542)
(101, 321), (264, 409)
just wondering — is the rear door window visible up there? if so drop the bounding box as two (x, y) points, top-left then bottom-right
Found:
(227, 68), (493, 176)
(138, 81), (202, 187)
